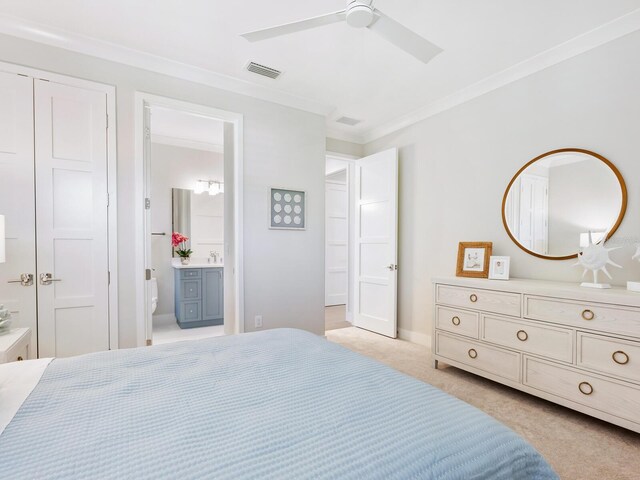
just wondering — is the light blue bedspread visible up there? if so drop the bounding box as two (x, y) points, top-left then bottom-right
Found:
(0, 329), (557, 479)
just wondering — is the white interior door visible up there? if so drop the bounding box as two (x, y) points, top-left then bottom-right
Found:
(35, 79), (110, 358)
(0, 71), (37, 355)
(325, 170), (348, 306)
(143, 104), (153, 345)
(519, 174), (549, 254)
(353, 148), (398, 338)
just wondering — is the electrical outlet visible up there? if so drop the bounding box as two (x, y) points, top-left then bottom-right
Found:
(254, 315), (263, 328)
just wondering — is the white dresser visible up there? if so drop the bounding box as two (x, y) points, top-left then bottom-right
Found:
(0, 328), (32, 364)
(432, 277), (640, 433)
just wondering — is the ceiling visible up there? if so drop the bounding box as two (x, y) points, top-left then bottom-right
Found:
(1, 1), (639, 143)
(150, 107), (224, 151)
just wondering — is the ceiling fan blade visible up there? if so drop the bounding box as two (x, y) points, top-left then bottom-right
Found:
(368, 9), (443, 64)
(241, 10), (346, 42)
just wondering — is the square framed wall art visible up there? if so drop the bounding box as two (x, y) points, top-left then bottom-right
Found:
(270, 187), (306, 230)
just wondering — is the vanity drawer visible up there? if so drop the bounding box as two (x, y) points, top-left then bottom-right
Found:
(435, 306), (479, 338)
(180, 269), (201, 279)
(181, 279), (201, 300)
(436, 284), (521, 317)
(435, 332), (520, 382)
(180, 302), (201, 322)
(577, 332), (640, 384)
(482, 314), (573, 363)
(523, 356), (640, 425)
(524, 296), (640, 338)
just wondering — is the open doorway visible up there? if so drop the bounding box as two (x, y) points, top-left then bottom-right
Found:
(148, 107), (226, 344)
(325, 154), (356, 332)
(135, 93), (244, 348)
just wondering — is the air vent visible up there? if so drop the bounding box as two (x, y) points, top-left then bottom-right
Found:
(336, 116), (362, 126)
(246, 62), (282, 79)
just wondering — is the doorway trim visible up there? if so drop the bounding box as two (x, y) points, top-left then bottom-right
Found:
(134, 92), (244, 346)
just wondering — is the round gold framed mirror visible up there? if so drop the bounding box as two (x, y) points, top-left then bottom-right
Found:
(502, 148), (627, 260)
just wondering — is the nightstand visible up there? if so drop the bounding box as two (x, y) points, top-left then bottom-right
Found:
(0, 328), (32, 364)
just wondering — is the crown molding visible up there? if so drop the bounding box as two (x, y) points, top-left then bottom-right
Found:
(0, 14), (334, 117)
(361, 8), (640, 144)
(150, 134), (224, 153)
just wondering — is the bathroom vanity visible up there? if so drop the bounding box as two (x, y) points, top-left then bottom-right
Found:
(173, 264), (223, 329)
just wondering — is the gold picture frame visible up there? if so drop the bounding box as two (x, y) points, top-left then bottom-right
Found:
(456, 242), (493, 278)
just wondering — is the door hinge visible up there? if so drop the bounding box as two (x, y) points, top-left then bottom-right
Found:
(145, 198), (151, 209)
(146, 339), (152, 346)
(108, 271), (111, 285)
(144, 126), (151, 139)
(145, 269), (152, 281)
(107, 192), (110, 207)
(106, 113), (109, 129)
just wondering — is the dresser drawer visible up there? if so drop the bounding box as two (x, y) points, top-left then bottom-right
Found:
(482, 314), (573, 363)
(5, 343), (28, 363)
(523, 356), (640, 425)
(436, 284), (521, 317)
(435, 332), (520, 382)
(577, 332), (640, 384)
(435, 306), (479, 339)
(524, 296), (640, 338)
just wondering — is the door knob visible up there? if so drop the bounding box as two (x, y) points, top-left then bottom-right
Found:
(39, 273), (62, 285)
(7, 274), (34, 286)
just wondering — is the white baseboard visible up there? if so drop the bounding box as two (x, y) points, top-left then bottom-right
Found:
(398, 328), (431, 347)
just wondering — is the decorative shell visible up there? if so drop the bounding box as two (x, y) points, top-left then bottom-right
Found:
(575, 232), (621, 283)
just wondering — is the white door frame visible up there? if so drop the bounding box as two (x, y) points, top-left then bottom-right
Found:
(134, 93), (244, 346)
(0, 60), (119, 352)
(326, 151), (359, 323)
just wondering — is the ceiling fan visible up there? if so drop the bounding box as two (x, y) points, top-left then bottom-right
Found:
(240, 0), (443, 65)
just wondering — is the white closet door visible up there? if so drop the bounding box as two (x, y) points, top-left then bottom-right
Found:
(353, 148), (398, 338)
(0, 72), (37, 355)
(34, 80), (110, 358)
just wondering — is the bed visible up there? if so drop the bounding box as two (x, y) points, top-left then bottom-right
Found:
(0, 328), (557, 479)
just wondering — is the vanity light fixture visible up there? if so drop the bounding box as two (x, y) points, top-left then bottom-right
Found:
(194, 180), (224, 196)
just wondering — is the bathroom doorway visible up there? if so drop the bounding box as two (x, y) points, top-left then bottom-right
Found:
(135, 94), (244, 347)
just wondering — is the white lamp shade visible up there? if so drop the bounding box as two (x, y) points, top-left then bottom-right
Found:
(0, 215), (5, 263)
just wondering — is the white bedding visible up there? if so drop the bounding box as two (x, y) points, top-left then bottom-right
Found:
(0, 358), (52, 435)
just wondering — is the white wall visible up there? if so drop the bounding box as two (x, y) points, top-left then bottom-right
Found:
(326, 138), (363, 158)
(364, 30), (640, 344)
(149, 142), (223, 318)
(0, 33), (326, 345)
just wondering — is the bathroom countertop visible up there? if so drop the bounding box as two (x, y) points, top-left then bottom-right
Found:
(172, 260), (224, 269)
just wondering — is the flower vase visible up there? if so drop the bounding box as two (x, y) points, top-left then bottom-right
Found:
(180, 257), (190, 266)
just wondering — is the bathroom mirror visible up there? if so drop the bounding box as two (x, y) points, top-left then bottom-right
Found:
(172, 187), (224, 258)
(502, 148), (627, 260)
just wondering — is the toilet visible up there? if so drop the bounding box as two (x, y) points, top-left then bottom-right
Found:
(150, 277), (158, 314)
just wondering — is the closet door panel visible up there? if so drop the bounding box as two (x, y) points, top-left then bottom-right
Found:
(0, 72), (37, 355)
(34, 80), (109, 358)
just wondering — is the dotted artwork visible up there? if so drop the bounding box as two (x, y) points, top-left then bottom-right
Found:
(270, 188), (305, 230)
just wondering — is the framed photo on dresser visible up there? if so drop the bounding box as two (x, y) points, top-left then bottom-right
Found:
(456, 242), (493, 278)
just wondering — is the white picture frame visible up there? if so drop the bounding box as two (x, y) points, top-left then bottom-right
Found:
(489, 256), (511, 280)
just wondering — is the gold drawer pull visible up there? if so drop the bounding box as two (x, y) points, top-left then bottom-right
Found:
(469, 294), (478, 303)
(468, 348), (478, 359)
(451, 316), (461, 326)
(578, 381), (593, 396)
(16, 356), (24, 361)
(516, 330), (528, 342)
(581, 309), (595, 321)
(612, 350), (629, 365)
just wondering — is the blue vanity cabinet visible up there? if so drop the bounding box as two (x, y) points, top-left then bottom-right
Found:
(174, 267), (223, 328)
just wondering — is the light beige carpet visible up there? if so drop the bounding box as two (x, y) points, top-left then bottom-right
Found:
(326, 327), (640, 480)
(325, 305), (351, 331)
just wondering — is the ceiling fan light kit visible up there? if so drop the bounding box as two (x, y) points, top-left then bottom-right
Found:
(241, 0), (443, 65)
